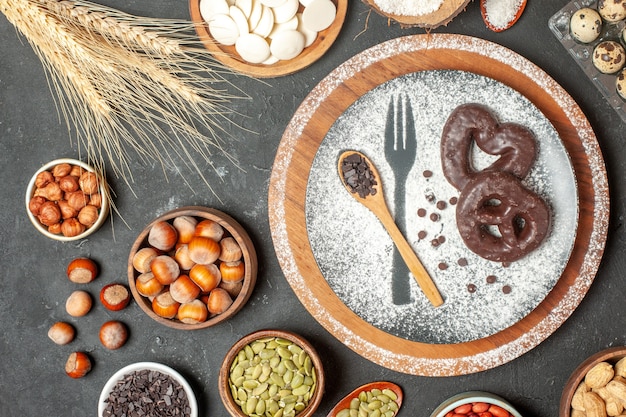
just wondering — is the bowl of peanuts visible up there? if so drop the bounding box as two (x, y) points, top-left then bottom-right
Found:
(127, 206), (258, 330)
(560, 346), (626, 417)
(430, 391), (523, 417)
(218, 329), (325, 417)
(26, 158), (109, 241)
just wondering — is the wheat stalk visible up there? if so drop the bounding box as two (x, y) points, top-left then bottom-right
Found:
(0, 0), (249, 196)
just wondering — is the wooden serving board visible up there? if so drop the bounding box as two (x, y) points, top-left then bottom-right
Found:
(268, 34), (609, 376)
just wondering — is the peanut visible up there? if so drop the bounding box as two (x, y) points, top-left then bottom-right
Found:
(587, 362), (615, 389)
(607, 380), (626, 406)
(573, 382), (590, 411)
(615, 358), (626, 378)
(606, 397), (624, 417)
(583, 391), (608, 417)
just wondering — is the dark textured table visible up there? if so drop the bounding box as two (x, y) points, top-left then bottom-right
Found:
(1, 1), (625, 416)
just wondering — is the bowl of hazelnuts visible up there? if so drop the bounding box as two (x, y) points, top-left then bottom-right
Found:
(25, 158), (109, 241)
(127, 206), (258, 330)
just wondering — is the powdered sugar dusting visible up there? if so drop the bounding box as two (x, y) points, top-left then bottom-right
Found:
(268, 34), (609, 376)
(373, 0), (444, 17)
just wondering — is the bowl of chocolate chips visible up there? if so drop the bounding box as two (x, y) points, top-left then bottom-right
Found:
(98, 362), (198, 417)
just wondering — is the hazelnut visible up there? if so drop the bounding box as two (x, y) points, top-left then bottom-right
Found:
(169, 275), (201, 304)
(173, 216), (197, 244)
(100, 283), (130, 311)
(79, 171), (99, 195)
(38, 201), (61, 226)
(28, 196), (47, 216)
(152, 291), (180, 319)
(148, 221), (178, 251)
(99, 320), (128, 350)
(89, 192), (102, 209)
(48, 223), (63, 234)
(66, 191), (89, 211)
(65, 290), (92, 317)
(219, 279), (243, 299)
(48, 322), (75, 345)
(132, 247), (158, 274)
(188, 236), (221, 265)
(189, 263), (221, 293)
(218, 237), (242, 262)
(61, 218), (86, 237)
(58, 200), (78, 219)
(35, 170), (54, 188)
(174, 244), (196, 270)
(65, 351), (91, 378)
(35, 181), (63, 201)
(58, 175), (80, 193)
(207, 288), (233, 314)
(220, 260), (245, 283)
(150, 255), (180, 285)
(194, 219), (224, 241)
(52, 163), (72, 178)
(77, 204), (99, 227)
(178, 299), (208, 324)
(69, 165), (84, 177)
(135, 272), (163, 297)
(67, 257), (98, 284)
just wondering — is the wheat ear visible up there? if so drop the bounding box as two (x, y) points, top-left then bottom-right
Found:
(0, 0), (250, 197)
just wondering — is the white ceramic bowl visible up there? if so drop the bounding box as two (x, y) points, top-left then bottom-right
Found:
(430, 391), (523, 417)
(25, 158), (109, 241)
(98, 362), (198, 417)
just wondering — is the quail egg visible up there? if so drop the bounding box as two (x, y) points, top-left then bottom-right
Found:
(593, 40), (626, 74)
(597, 0), (626, 23)
(570, 7), (603, 43)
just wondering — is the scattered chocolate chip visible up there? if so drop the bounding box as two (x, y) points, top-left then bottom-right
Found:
(438, 262), (448, 270)
(431, 238), (440, 247)
(467, 283), (477, 293)
(418, 230), (427, 240)
(449, 196), (458, 205)
(429, 213), (440, 222)
(341, 153), (378, 198)
(425, 193), (436, 203)
(486, 275), (497, 284)
(502, 285), (512, 294)
(502, 262), (511, 268)
(457, 257), (468, 267)
(417, 208), (427, 217)
(102, 369), (191, 417)
(423, 170), (433, 178)
(436, 200), (447, 210)
(437, 235), (446, 244)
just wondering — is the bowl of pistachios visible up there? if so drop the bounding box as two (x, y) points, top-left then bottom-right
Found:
(218, 329), (325, 417)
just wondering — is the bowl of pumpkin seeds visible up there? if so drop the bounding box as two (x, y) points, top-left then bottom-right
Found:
(218, 329), (325, 417)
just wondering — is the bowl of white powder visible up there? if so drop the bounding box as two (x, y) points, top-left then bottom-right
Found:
(362, 0), (471, 27)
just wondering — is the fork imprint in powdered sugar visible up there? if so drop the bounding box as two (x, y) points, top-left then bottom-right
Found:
(384, 94), (417, 305)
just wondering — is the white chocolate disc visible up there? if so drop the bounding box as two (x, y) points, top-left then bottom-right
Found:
(299, 0), (314, 6)
(262, 54), (280, 65)
(200, 0), (230, 22)
(302, 0), (336, 32)
(236, 33), (271, 63)
(270, 29), (305, 60)
(230, 5), (250, 35)
(272, 0), (300, 24)
(269, 15), (299, 39)
(208, 13), (240, 45)
(235, 0), (253, 17)
(260, 0), (288, 7)
(296, 12), (317, 47)
(248, 0), (264, 31)
(252, 5), (275, 38)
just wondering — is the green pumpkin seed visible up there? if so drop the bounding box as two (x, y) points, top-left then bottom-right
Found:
(256, 398), (266, 415)
(350, 398), (360, 409)
(382, 389), (397, 401)
(252, 382), (269, 397)
(243, 379), (259, 390)
(337, 410), (351, 417)
(246, 397), (258, 415)
(291, 384), (310, 397)
(370, 409), (381, 417)
(290, 373), (304, 389)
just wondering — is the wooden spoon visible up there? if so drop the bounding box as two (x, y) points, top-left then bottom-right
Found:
(337, 150), (444, 307)
(326, 381), (403, 417)
(480, 0), (527, 32)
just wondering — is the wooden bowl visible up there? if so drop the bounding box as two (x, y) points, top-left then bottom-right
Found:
(219, 329), (325, 417)
(559, 346), (626, 417)
(430, 391), (523, 417)
(127, 206), (258, 330)
(362, 0), (470, 28)
(98, 362), (198, 417)
(25, 158), (109, 241)
(189, 0), (347, 77)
